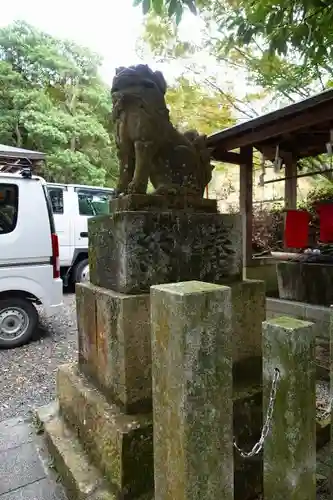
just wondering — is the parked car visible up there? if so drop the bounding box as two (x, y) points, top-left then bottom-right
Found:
(0, 168), (63, 348)
(46, 182), (115, 285)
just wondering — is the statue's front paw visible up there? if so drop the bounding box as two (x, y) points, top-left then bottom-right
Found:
(128, 181), (146, 194)
(115, 188), (126, 198)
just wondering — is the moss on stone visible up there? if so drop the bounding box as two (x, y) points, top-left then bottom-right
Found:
(267, 315), (313, 330)
(263, 316), (316, 499)
(151, 280), (229, 295)
(151, 282), (233, 500)
(57, 363), (153, 498)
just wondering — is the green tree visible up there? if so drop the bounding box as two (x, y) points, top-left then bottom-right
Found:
(135, 0), (197, 23)
(134, 0), (333, 68)
(0, 21), (118, 186)
(139, 13), (264, 121)
(166, 76), (235, 134)
(139, 2), (333, 178)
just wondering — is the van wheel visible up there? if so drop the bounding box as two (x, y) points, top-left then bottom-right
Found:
(73, 258), (90, 284)
(0, 298), (38, 349)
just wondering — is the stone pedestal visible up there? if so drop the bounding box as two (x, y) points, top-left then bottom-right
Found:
(76, 283), (151, 413)
(88, 210), (242, 294)
(57, 364), (153, 497)
(36, 194), (267, 500)
(110, 193), (218, 213)
(230, 280), (265, 362)
(37, 278), (154, 499)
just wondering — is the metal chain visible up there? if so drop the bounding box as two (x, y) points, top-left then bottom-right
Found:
(233, 368), (280, 459)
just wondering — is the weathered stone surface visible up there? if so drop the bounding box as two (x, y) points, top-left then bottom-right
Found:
(76, 282), (151, 413)
(263, 316), (316, 500)
(230, 280), (265, 362)
(76, 282), (97, 369)
(57, 363), (153, 499)
(110, 194), (217, 213)
(151, 281), (233, 500)
(89, 211), (242, 294)
(277, 260), (333, 306)
(35, 402), (116, 500)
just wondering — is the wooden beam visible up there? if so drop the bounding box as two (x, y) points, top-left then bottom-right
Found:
(239, 146), (253, 269)
(263, 167), (333, 184)
(259, 145), (299, 163)
(217, 101), (333, 151)
(211, 149), (242, 164)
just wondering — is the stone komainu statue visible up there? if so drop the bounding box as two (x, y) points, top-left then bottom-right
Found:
(111, 64), (214, 197)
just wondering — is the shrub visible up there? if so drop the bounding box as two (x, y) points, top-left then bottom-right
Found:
(251, 185), (333, 253)
(252, 204), (284, 253)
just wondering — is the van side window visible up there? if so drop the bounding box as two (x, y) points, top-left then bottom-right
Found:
(48, 188), (64, 214)
(0, 184), (19, 235)
(78, 190), (112, 216)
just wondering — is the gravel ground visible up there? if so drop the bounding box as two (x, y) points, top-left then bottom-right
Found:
(0, 293), (77, 423)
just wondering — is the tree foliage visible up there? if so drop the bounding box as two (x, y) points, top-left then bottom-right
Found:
(218, 0), (333, 68)
(134, 0), (333, 68)
(166, 76), (235, 134)
(140, 13), (264, 121)
(134, 0), (197, 23)
(0, 21), (118, 186)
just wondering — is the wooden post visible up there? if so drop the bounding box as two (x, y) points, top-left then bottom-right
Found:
(151, 281), (233, 500)
(263, 316), (316, 500)
(284, 155), (297, 210)
(239, 146), (253, 270)
(284, 155), (297, 250)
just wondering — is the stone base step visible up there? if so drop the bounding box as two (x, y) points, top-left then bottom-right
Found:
(35, 402), (116, 500)
(56, 364), (154, 499)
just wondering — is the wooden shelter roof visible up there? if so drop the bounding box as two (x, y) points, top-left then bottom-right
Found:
(207, 88), (333, 164)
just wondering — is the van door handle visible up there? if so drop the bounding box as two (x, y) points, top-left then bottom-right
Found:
(80, 232), (88, 238)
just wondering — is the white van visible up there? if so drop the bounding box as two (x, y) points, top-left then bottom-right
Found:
(0, 169), (63, 348)
(46, 183), (115, 285)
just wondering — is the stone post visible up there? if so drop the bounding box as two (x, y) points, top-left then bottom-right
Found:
(151, 281), (233, 500)
(263, 316), (316, 500)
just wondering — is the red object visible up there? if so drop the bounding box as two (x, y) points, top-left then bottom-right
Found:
(284, 210), (310, 248)
(51, 233), (60, 279)
(317, 203), (333, 243)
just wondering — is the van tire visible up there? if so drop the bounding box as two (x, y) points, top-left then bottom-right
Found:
(73, 258), (90, 284)
(0, 298), (38, 349)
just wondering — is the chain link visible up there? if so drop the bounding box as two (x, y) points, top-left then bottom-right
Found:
(233, 368), (280, 459)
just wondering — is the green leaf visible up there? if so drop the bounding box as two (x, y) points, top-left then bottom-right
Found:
(242, 28), (254, 44)
(142, 0), (151, 15)
(153, 0), (163, 15)
(175, 3), (184, 25)
(183, 0), (197, 15)
(168, 0), (178, 16)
